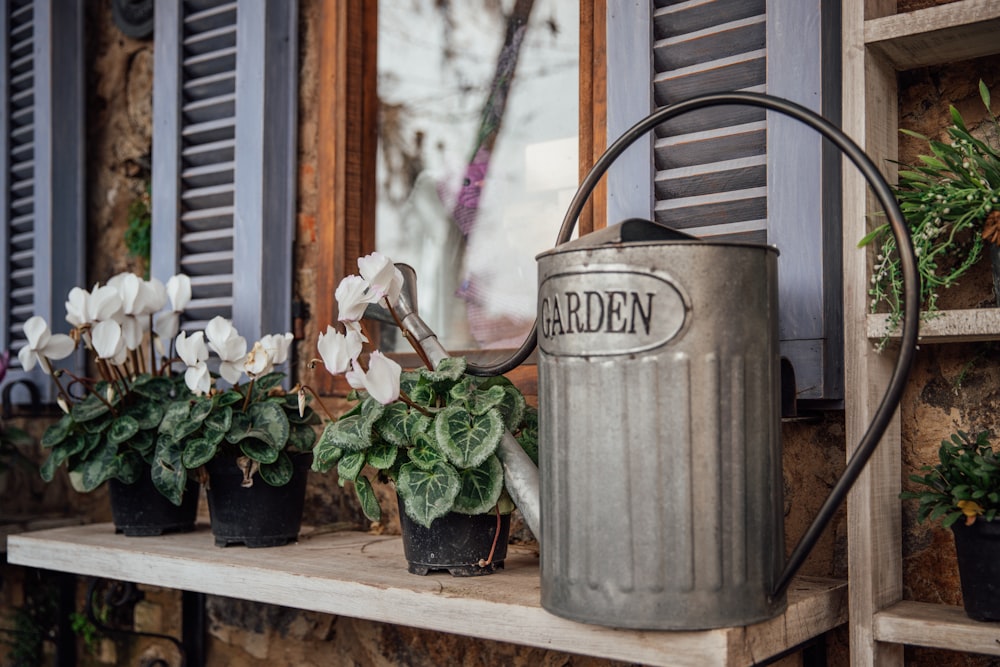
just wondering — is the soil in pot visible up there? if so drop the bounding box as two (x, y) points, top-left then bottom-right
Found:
(205, 451), (310, 548)
(397, 496), (510, 576)
(951, 518), (1000, 621)
(109, 470), (199, 537)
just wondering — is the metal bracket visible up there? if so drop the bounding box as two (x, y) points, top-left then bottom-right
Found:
(84, 578), (204, 667)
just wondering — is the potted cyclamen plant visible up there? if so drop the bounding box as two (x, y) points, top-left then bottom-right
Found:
(903, 429), (1000, 621)
(32, 272), (201, 536)
(166, 316), (320, 548)
(312, 252), (538, 576)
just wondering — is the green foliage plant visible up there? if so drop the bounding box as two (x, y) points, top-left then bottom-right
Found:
(902, 430), (1000, 528)
(32, 272), (318, 505)
(124, 182), (151, 271)
(312, 251), (537, 529)
(860, 81), (1000, 343)
(313, 355), (537, 529)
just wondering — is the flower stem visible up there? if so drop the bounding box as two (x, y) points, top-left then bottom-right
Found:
(299, 384), (335, 421)
(397, 390), (432, 417)
(242, 377), (256, 412)
(384, 298), (434, 370)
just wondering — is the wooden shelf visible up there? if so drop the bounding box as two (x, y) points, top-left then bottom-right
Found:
(8, 523), (847, 667)
(874, 601), (1000, 656)
(865, 0), (1000, 69)
(866, 308), (1000, 343)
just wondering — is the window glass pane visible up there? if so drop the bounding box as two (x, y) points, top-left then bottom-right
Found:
(376, 0), (579, 352)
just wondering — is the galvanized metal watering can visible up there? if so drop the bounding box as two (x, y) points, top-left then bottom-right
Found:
(380, 92), (920, 630)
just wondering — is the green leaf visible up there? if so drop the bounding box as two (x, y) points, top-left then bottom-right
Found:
(182, 438), (218, 468)
(40, 445), (71, 482)
(259, 452), (293, 486)
(375, 402), (411, 447)
(495, 385), (526, 430)
(108, 416), (140, 446)
(337, 450), (366, 483)
(354, 475), (381, 522)
(41, 415), (74, 447)
(216, 389), (244, 407)
(981, 79), (991, 109)
(245, 401), (290, 449)
(159, 401), (191, 436)
(131, 374), (176, 401)
(240, 438), (280, 464)
(407, 437), (445, 471)
(126, 430), (155, 457)
(950, 104), (967, 130)
(226, 411), (252, 443)
(287, 423), (317, 452)
(315, 414), (376, 452)
(421, 356), (466, 383)
(251, 372), (286, 397)
(152, 436), (187, 506)
(189, 395), (213, 424)
(123, 400), (164, 430)
(71, 393), (111, 423)
(365, 441), (397, 470)
(311, 437), (343, 472)
(76, 440), (118, 492)
(115, 451), (143, 484)
(464, 384), (506, 416)
(434, 405), (503, 469)
(452, 455), (503, 515)
(203, 427), (227, 448)
(82, 413), (112, 435)
(396, 461), (461, 528)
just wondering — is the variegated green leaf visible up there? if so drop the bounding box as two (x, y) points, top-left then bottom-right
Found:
(245, 401), (289, 449)
(375, 401), (410, 447)
(311, 436), (343, 472)
(354, 474), (381, 522)
(182, 438), (218, 468)
(226, 411), (252, 443)
(189, 395), (213, 424)
(77, 440), (118, 492)
(452, 455), (503, 515)
(39, 444), (71, 482)
(337, 450), (366, 484)
(108, 415), (140, 446)
(315, 414), (374, 452)
(495, 385), (526, 431)
(421, 356), (466, 383)
(159, 401), (191, 436)
(259, 451), (293, 486)
(124, 400), (164, 430)
(287, 423), (317, 451)
(407, 438), (445, 471)
(41, 414), (74, 447)
(434, 405), (503, 469)
(216, 389), (245, 407)
(71, 392), (111, 423)
(204, 405), (232, 433)
(465, 384), (506, 416)
(240, 437), (280, 464)
(115, 451), (143, 485)
(152, 436), (187, 506)
(396, 461), (461, 528)
(365, 441), (397, 470)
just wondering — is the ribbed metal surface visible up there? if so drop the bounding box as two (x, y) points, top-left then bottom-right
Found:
(538, 241), (784, 629)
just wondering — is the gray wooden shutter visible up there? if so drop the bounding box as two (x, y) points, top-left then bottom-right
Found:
(607, 0), (842, 406)
(0, 0), (84, 404)
(151, 0), (297, 343)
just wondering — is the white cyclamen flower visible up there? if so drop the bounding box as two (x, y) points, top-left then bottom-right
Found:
(185, 361), (212, 395)
(18, 316), (75, 373)
(346, 351), (401, 405)
(91, 320), (128, 365)
(317, 326), (363, 375)
(65, 284), (123, 328)
(335, 275), (375, 322)
(175, 331), (208, 368)
(357, 251), (404, 306)
(205, 316), (247, 384)
(165, 274), (192, 312)
(244, 340), (273, 377)
(258, 332), (293, 366)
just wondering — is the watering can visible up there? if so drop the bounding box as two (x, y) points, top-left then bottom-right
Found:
(372, 92), (919, 630)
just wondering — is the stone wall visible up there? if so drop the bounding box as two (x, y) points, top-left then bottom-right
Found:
(1, 1), (998, 665)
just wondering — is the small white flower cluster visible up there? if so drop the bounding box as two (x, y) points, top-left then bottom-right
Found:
(19, 272), (191, 376)
(315, 252), (403, 405)
(174, 317), (293, 395)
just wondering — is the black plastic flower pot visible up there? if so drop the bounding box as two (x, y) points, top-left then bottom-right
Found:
(108, 468), (199, 537)
(205, 451), (311, 548)
(397, 495), (511, 576)
(951, 518), (1000, 621)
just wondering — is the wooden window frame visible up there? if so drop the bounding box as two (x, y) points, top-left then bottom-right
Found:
(314, 0), (604, 396)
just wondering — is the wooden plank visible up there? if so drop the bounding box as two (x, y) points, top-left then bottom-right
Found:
(8, 525), (846, 667)
(865, 0), (1000, 69)
(867, 309), (1000, 343)
(842, 1), (905, 665)
(874, 600), (1000, 656)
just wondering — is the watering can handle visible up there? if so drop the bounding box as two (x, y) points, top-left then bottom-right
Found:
(466, 91), (920, 601)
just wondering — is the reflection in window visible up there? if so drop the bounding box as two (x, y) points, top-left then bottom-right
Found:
(376, 0), (579, 352)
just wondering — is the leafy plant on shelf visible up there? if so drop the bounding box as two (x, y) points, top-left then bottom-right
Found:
(310, 252), (538, 528)
(902, 429), (1000, 528)
(31, 272), (317, 505)
(860, 80), (1000, 343)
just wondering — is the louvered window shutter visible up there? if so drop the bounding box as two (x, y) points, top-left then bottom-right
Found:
(606, 0), (842, 406)
(0, 0), (84, 404)
(151, 0), (297, 344)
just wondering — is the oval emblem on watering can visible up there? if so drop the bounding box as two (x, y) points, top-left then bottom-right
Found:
(537, 269), (687, 356)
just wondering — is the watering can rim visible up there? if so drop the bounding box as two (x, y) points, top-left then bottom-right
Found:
(536, 237), (781, 260)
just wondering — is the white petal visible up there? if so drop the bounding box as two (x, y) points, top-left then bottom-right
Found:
(17, 346), (37, 372)
(335, 275), (375, 322)
(141, 278), (168, 314)
(219, 359), (246, 385)
(89, 285), (123, 322)
(213, 334), (247, 363)
(357, 252), (397, 299)
(206, 316), (237, 350)
(92, 320), (124, 360)
(185, 362), (211, 395)
(259, 332), (293, 366)
(154, 311), (180, 343)
(166, 274), (192, 311)
(42, 334), (76, 361)
(22, 316), (50, 350)
(176, 331), (208, 367)
(120, 316), (145, 351)
(362, 351), (401, 405)
(118, 273), (143, 315)
(65, 287), (90, 327)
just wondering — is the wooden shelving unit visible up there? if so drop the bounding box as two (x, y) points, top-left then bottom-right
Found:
(844, 1), (1000, 665)
(7, 524), (848, 667)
